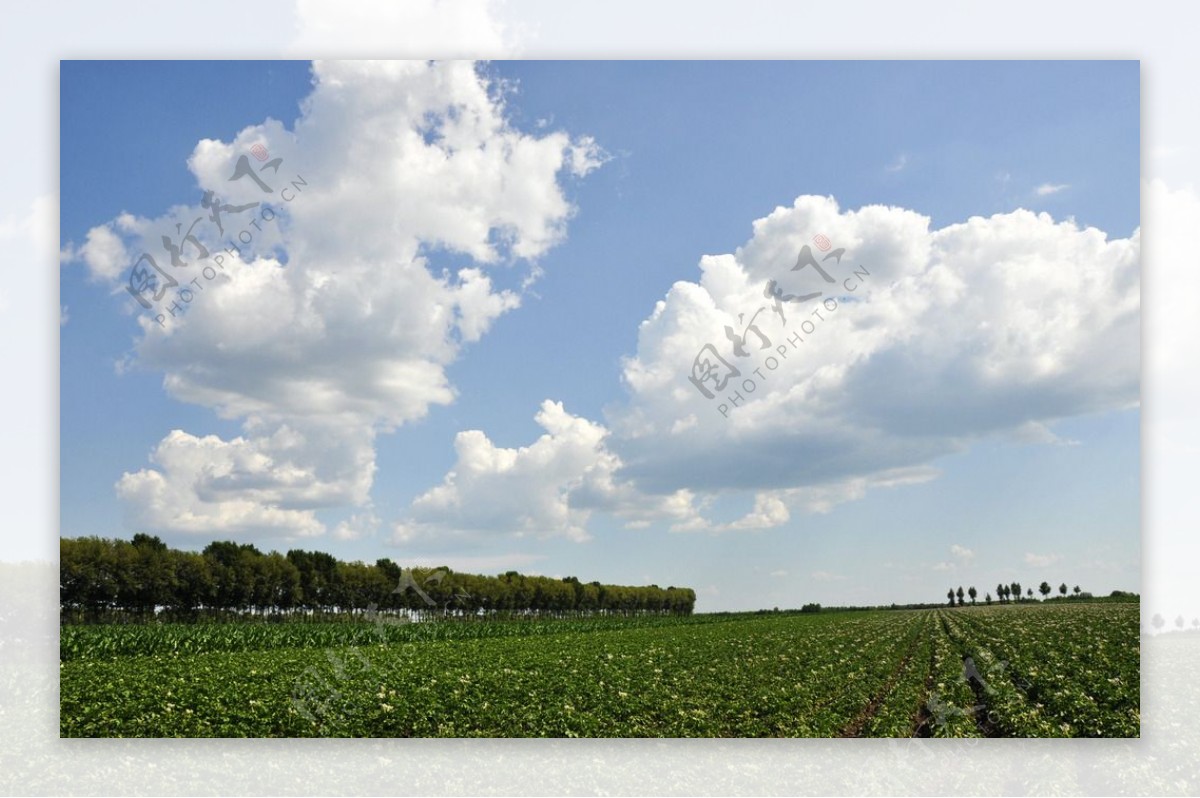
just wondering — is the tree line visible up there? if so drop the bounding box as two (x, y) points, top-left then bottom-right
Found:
(60, 535), (696, 623)
(945, 581), (1094, 606)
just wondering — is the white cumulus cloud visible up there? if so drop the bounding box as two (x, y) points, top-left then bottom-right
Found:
(86, 60), (602, 541)
(392, 400), (704, 546)
(390, 193), (1138, 545)
(608, 194), (1138, 513)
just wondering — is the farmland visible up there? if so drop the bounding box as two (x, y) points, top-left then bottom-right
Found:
(60, 603), (1139, 737)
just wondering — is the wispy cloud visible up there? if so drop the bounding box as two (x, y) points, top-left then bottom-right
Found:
(1025, 552), (1062, 568)
(1012, 420), (1080, 447)
(885, 154), (908, 173)
(1035, 183), (1069, 196)
(811, 570), (846, 582)
(931, 545), (974, 572)
(401, 553), (549, 573)
(332, 511), (380, 541)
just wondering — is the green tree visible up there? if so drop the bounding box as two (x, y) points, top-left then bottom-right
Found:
(968, 586), (977, 604)
(579, 581), (600, 612)
(260, 551), (301, 614)
(59, 537), (90, 615)
(202, 541), (264, 614)
(1059, 582), (1068, 597)
(374, 558), (400, 585)
(79, 537), (122, 616)
(335, 560), (378, 614)
(168, 549), (213, 615)
(287, 549), (340, 614)
(60, 536), (698, 622)
(1039, 581), (1052, 600)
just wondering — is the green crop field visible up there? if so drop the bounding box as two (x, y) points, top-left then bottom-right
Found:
(59, 603), (1139, 738)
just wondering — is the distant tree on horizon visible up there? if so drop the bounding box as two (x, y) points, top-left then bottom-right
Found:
(1039, 582), (1052, 600)
(1178, 615), (1187, 630)
(947, 589), (955, 607)
(985, 592), (992, 605)
(968, 586), (977, 604)
(1059, 583), (1068, 597)
(1152, 613), (1165, 631)
(1027, 588), (1034, 599)
(956, 586), (965, 606)
(1073, 585), (1081, 596)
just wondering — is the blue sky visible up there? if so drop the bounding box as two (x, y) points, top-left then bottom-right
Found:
(60, 60), (1139, 610)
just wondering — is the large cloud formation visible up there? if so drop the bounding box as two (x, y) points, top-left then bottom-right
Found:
(74, 60), (1140, 545)
(72, 61), (602, 540)
(613, 195), (1138, 493)
(391, 194), (1139, 541)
